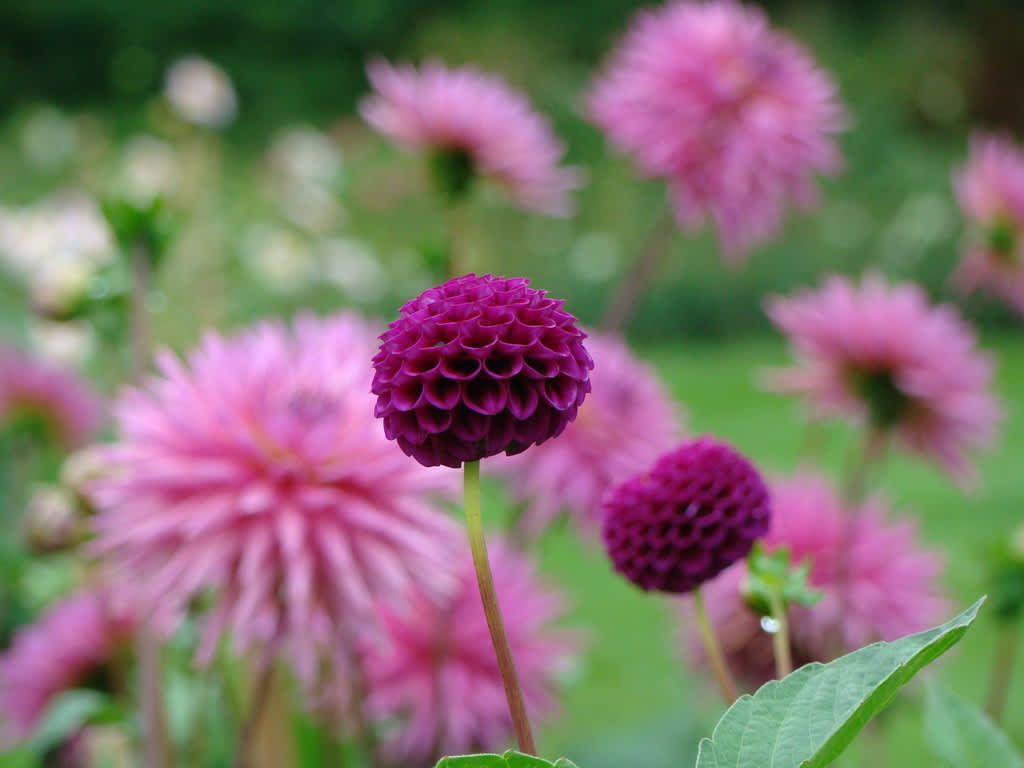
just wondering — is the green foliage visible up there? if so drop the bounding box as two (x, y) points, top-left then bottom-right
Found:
(694, 598), (984, 768)
(30, 689), (123, 756)
(435, 750), (579, 768)
(924, 684), (1024, 768)
(741, 542), (822, 618)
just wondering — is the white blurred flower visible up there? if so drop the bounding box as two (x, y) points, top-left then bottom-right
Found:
(267, 126), (343, 186)
(241, 224), (315, 294)
(118, 135), (181, 205)
(19, 106), (77, 172)
(278, 181), (344, 234)
(320, 237), (385, 301)
(29, 321), (96, 369)
(165, 56), (237, 128)
(568, 231), (620, 283)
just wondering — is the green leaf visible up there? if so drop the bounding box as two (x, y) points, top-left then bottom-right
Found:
(695, 598), (984, 768)
(924, 683), (1024, 768)
(30, 689), (110, 754)
(434, 751), (578, 768)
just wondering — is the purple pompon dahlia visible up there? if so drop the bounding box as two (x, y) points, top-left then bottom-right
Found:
(588, 0), (844, 261)
(682, 472), (948, 687)
(372, 273), (593, 469)
(89, 312), (459, 684)
(360, 538), (578, 764)
(0, 588), (134, 742)
(492, 332), (682, 538)
(0, 345), (102, 451)
(953, 132), (1024, 315)
(766, 273), (1000, 485)
(601, 437), (770, 594)
(361, 59), (582, 215)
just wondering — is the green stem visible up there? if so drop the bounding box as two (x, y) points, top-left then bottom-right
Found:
(463, 460), (537, 754)
(693, 586), (738, 703)
(985, 622), (1019, 724)
(768, 592), (793, 679)
(841, 427), (888, 507)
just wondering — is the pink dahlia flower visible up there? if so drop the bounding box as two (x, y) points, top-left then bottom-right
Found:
(766, 274), (1000, 484)
(588, 0), (844, 260)
(682, 472), (948, 686)
(492, 332), (681, 538)
(0, 345), (102, 450)
(361, 59), (581, 215)
(89, 313), (459, 684)
(0, 588), (134, 742)
(361, 538), (578, 764)
(953, 132), (1024, 315)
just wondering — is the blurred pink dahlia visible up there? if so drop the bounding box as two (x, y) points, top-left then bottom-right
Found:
(588, 0), (844, 260)
(953, 132), (1024, 315)
(361, 59), (581, 214)
(492, 332), (681, 538)
(683, 472), (947, 686)
(89, 313), (458, 683)
(766, 274), (1000, 484)
(0, 588), (134, 742)
(0, 345), (102, 450)
(362, 538), (577, 764)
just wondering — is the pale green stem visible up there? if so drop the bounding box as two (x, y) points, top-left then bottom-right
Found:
(463, 460), (537, 754)
(986, 622), (1019, 724)
(768, 592), (793, 679)
(693, 586), (739, 703)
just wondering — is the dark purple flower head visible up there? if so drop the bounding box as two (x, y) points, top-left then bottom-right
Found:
(372, 273), (593, 468)
(601, 437), (771, 594)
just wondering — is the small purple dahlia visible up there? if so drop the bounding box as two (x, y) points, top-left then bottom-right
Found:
(372, 273), (593, 468)
(602, 437), (770, 593)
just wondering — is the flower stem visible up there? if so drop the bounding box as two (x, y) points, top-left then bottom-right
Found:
(985, 622), (1019, 724)
(445, 201), (469, 279)
(693, 586), (738, 703)
(841, 427), (888, 507)
(462, 460), (537, 754)
(233, 659), (275, 768)
(768, 592), (793, 679)
(601, 201), (675, 332)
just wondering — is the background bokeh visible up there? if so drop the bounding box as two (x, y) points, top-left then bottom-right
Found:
(0, 1), (1022, 766)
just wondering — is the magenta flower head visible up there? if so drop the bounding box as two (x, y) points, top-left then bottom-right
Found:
(601, 436), (770, 594)
(0, 588), (134, 742)
(588, 0), (844, 260)
(361, 59), (582, 215)
(0, 345), (102, 451)
(372, 273), (593, 469)
(683, 472), (948, 686)
(766, 273), (1001, 484)
(953, 132), (1024, 315)
(493, 332), (682, 538)
(360, 538), (578, 764)
(89, 312), (458, 684)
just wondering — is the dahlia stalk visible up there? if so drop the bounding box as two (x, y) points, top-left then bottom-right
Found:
(373, 274), (593, 753)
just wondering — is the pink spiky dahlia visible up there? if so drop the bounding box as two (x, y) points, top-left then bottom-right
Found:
(0, 345), (102, 450)
(0, 588), (134, 742)
(492, 332), (681, 538)
(89, 313), (458, 683)
(361, 538), (577, 764)
(361, 59), (581, 215)
(766, 274), (1000, 484)
(683, 472), (948, 686)
(588, 0), (844, 260)
(953, 132), (1024, 315)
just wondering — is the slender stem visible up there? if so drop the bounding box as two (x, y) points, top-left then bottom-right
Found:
(985, 622), (1019, 724)
(841, 427), (888, 507)
(129, 244), (152, 380)
(445, 201), (468, 280)
(462, 460), (537, 754)
(768, 593), (793, 679)
(233, 659), (275, 768)
(337, 620), (379, 767)
(693, 586), (738, 703)
(601, 201), (676, 332)
(138, 627), (171, 768)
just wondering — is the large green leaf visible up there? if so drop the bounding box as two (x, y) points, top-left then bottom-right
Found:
(924, 683), (1024, 768)
(435, 750), (578, 768)
(695, 598), (984, 768)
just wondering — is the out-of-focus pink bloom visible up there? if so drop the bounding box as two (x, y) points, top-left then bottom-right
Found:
(362, 538), (578, 764)
(493, 333), (681, 538)
(682, 472), (948, 687)
(766, 274), (1000, 484)
(89, 313), (458, 684)
(953, 132), (1024, 315)
(0, 345), (102, 450)
(0, 588), (134, 742)
(361, 59), (581, 215)
(588, 0), (844, 260)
